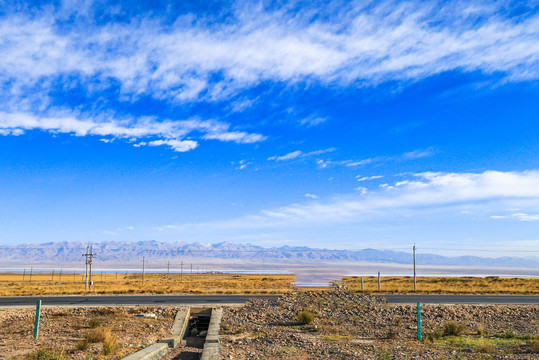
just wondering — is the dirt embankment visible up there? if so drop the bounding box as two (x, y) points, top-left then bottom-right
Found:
(220, 285), (539, 359)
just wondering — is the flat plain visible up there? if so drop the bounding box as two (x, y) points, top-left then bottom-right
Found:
(2, 273), (539, 296)
(0, 273), (295, 296)
(342, 276), (539, 294)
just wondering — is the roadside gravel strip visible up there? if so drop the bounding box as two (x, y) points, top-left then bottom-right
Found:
(220, 285), (539, 359)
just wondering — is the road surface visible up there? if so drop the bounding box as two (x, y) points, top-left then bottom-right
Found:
(382, 294), (539, 305)
(0, 294), (538, 307)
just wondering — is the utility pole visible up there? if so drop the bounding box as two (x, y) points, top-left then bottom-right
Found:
(414, 244), (417, 291)
(191, 263), (193, 280)
(29, 267), (33, 282)
(142, 257), (145, 285)
(180, 261), (183, 282)
(82, 245), (97, 292)
(23, 269), (26, 282)
(167, 261), (170, 282)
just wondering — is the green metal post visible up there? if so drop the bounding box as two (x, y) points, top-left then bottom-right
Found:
(34, 300), (42, 339)
(417, 302), (421, 340)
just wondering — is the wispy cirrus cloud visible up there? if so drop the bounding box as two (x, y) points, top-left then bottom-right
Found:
(161, 170), (539, 230)
(491, 213), (539, 222)
(356, 175), (384, 182)
(0, 111), (265, 152)
(316, 148), (435, 168)
(268, 148), (336, 161)
(0, 1), (538, 105)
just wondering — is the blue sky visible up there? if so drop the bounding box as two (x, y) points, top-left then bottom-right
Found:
(1, 0), (539, 256)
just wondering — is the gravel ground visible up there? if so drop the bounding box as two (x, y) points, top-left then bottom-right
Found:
(0, 306), (178, 360)
(220, 284), (539, 359)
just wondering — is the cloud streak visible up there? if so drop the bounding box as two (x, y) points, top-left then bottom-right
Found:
(0, 111), (265, 151)
(0, 1), (538, 106)
(268, 148), (336, 161)
(163, 170), (539, 231)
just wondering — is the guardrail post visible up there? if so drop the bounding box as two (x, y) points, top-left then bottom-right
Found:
(34, 300), (42, 339)
(417, 302), (421, 341)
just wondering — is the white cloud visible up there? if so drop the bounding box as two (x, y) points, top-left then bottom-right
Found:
(354, 186), (368, 195)
(0, 2), (538, 105)
(356, 175), (384, 182)
(147, 139), (198, 152)
(305, 193), (318, 199)
(203, 131), (266, 144)
(0, 111), (264, 151)
(234, 159), (250, 170)
(402, 147), (436, 159)
(299, 116), (327, 127)
(268, 148), (335, 161)
(491, 213), (539, 222)
(168, 170), (539, 230)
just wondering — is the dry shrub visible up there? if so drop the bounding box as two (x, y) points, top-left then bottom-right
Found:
(102, 329), (118, 355)
(95, 307), (119, 316)
(386, 327), (397, 339)
(76, 339), (89, 351)
(477, 324), (486, 336)
(443, 322), (464, 336)
(25, 348), (67, 360)
(297, 310), (315, 325)
(51, 309), (71, 317)
(85, 328), (106, 343)
(88, 317), (102, 328)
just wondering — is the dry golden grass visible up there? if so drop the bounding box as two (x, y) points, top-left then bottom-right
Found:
(0, 273), (295, 296)
(342, 276), (539, 294)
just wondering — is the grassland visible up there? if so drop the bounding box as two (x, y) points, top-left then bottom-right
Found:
(0, 272), (295, 296)
(342, 275), (539, 294)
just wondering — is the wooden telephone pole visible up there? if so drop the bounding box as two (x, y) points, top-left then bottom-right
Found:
(82, 245), (97, 292)
(413, 244), (417, 291)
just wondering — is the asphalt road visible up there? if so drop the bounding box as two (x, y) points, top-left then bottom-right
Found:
(1, 294), (538, 306)
(382, 294), (539, 305)
(0, 294), (280, 307)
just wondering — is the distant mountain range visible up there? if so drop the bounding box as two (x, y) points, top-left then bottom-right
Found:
(0, 240), (537, 268)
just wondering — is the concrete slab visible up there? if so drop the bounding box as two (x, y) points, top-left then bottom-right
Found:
(121, 343), (169, 360)
(171, 307), (190, 337)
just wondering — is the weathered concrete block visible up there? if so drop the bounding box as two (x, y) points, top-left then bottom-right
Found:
(205, 335), (219, 344)
(200, 343), (220, 360)
(206, 308), (222, 336)
(121, 343), (168, 360)
(157, 336), (182, 348)
(171, 307), (190, 337)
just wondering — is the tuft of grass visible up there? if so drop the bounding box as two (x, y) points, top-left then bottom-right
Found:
(477, 325), (486, 336)
(76, 339), (89, 351)
(443, 322), (464, 336)
(84, 328), (106, 343)
(102, 329), (118, 355)
(25, 348), (67, 360)
(498, 331), (516, 339)
(297, 310), (315, 325)
(51, 309), (71, 317)
(88, 317), (102, 328)
(386, 327), (397, 339)
(375, 347), (393, 360)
